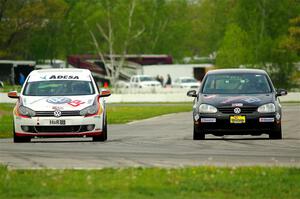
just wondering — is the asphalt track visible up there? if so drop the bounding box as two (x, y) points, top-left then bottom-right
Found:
(0, 104), (299, 169)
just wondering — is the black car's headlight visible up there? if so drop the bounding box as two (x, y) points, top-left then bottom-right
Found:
(18, 105), (36, 117)
(199, 104), (217, 113)
(257, 103), (276, 113)
(80, 105), (98, 117)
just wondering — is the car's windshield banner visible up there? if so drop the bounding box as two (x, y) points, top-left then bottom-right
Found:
(28, 73), (90, 82)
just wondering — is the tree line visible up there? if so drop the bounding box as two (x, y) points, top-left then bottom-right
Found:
(0, 0), (299, 88)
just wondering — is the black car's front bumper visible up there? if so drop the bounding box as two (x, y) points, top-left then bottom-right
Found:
(194, 112), (281, 135)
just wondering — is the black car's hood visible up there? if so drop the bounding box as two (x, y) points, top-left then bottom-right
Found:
(199, 93), (274, 107)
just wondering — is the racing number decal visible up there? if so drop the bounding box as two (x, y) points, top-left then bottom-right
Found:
(68, 100), (85, 107)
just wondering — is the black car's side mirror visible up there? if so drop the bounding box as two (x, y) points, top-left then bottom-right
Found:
(187, 90), (197, 97)
(276, 89), (288, 97)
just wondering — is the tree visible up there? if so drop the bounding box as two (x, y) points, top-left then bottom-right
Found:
(280, 16), (300, 56)
(216, 24), (252, 68)
(0, 0), (67, 59)
(87, 0), (145, 86)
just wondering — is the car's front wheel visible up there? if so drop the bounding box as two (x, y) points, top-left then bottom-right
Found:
(269, 124), (282, 139)
(193, 125), (205, 140)
(93, 115), (107, 142)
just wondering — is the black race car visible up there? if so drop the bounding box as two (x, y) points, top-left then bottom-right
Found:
(187, 69), (287, 140)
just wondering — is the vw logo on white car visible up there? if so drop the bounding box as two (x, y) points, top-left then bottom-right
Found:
(53, 109), (62, 117)
(47, 97), (72, 104)
(234, 107), (241, 114)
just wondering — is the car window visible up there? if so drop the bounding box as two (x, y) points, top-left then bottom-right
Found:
(182, 78), (197, 83)
(23, 80), (95, 96)
(140, 76), (155, 82)
(202, 73), (272, 94)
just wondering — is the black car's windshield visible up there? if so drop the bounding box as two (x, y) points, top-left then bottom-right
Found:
(23, 80), (95, 96)
(202, 73), (272, 94)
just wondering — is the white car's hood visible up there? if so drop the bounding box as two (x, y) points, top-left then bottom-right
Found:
(21, 95), (97, 111)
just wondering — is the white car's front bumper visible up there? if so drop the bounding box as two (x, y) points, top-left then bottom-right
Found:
(14, 115), (104, 137)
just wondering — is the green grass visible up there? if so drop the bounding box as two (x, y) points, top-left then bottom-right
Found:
(0, 103), (191, 138)
(0, 166), (299, 199)
(0, 85), (22, 93)
(107, 104), (191, 124)
(0, 103), (15, 138)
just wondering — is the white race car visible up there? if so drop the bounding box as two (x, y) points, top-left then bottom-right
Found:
(8, 69), (111, 143)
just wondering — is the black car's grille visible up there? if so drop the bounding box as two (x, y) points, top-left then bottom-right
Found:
(35, 111), (80, 117)
(218, 106), (258, 114)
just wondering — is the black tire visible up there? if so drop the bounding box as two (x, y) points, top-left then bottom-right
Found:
(93, 114), (107, 142)
(269, 125), (282, 139)
(193, 125), (205, 140)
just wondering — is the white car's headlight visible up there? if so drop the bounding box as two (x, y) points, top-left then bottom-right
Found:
(80, 105), (98, 116)
(199, 104), (217, 113)
(18, 105), (36, 117)
(257, 103), (276, 113)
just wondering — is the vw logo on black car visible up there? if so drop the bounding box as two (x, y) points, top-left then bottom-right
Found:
(47, 97), (72, 104)
(234, 107), (241, 114)
(53, 109), (62, 117)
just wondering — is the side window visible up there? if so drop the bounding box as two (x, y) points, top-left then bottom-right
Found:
(135, 77), (139, 83)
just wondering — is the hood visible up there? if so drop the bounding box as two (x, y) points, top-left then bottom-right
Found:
(21, 95), (97, 111)
(200, 93), (274, 107)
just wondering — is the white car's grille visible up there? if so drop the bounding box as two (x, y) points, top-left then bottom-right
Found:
(35, 111), (81, 117)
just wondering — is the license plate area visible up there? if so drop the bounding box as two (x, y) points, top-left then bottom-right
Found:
(49, 120), (66, 125)
(230, 115), (246, 124)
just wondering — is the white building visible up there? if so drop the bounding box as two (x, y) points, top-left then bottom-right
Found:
(137, 64), (214, 82)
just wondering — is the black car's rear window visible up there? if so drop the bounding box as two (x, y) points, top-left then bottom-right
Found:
(23, 80), (95, 96)
(202, 73), (272, 94)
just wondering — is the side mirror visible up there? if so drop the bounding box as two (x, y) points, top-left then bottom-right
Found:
(187, 90), (197, 97)
(99, 89), (111, 97)
(276, 89), (288, 97)
(8, 91), (19, 99)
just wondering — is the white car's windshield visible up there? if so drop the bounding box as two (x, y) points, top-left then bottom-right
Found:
(23, 80), (95, 96)
(202, 73), (272, 94)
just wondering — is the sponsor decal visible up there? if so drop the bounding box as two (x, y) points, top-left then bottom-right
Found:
(233, 107), (241, 114)
(221, 96), (261, 104)
(201, 118), (216, 123)
(243, 97), (261, 103)
(259, 118), (275, 123)
(194, 114), (200, 121)
(221, 96), (245, 104)
(52, 106), (64, 110)
(49, 75), (79, 80)
(232, 103), (243, 107)
(47, 97), (72, 104)
(68, 100), (85, 107)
